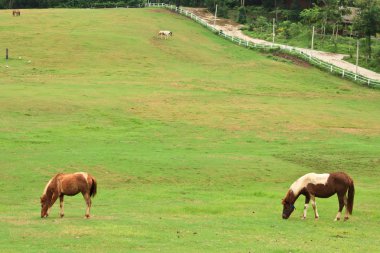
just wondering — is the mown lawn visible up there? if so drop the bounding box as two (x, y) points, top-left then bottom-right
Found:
(0, 8), (380, 252)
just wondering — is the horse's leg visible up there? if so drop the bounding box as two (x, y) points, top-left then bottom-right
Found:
(83, 193), (91, 218)
(311, 195), (319, 219)
(59, 195), (64, 218)
(47, 192), (59, 217)
(334, 193), (345, 221)
(343, 195), (349, 221)
(302, 194), (311, 219)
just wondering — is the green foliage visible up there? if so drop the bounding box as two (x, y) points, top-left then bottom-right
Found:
(250, 15), (270, 32)
(288, 22), (303, 37)
(300, 6), (322, 25)
(353, 0), (380, 58)
(206, 0), (229, 18)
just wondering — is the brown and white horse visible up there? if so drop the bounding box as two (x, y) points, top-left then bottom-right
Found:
(40, 172), (97, 218)
(158, 30), (172, 39)
(282, 172), (354, 221)
(12, 10), (21, 16)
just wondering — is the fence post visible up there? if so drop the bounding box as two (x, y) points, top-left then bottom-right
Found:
(330, 65), (333, 72)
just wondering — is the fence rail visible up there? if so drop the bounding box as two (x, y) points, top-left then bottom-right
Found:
(146, 3), (380, 88)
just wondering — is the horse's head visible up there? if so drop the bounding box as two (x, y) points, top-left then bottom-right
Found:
(40, 195), (49, 218)
(282, 190), (296, 219)
(169, 32), (173, 36)
(282, 198), (296, 219)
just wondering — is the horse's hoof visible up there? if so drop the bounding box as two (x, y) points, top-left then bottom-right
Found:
(315, 217), (319, 220)
(334, 218), (340, 221)
(85, 215), (90, 219)
(344, 217), (349, 221)
(301, 216), (306, 220)
(60, 214), (64, 218)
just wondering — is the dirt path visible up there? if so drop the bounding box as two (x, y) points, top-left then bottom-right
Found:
(185, 8), (380, 81)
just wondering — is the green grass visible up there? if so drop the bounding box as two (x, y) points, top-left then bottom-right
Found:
(1, 8), (380, 252)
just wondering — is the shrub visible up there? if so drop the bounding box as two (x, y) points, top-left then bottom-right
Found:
(252, 16), (269, 33)
(288, 22), (302, 38)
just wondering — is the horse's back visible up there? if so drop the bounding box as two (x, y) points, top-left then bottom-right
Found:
(158, 30), (172, 35)
(329, 172), (354, 189)
(59, 172), (91, 195)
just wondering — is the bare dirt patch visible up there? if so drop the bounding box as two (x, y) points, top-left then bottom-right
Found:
(272, 52), (311, 68)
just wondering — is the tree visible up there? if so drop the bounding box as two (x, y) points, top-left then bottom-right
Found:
(300, 5), (322, 25)
(318, 0), (345, 36)
(354, 0), (380, 59)
(237, 6), (247, 23)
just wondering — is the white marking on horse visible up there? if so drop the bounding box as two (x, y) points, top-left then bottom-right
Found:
(290, 173), (330, 196)
(42, 179), (52, 195)
(311, 196), (319, 219)
(303, 203), (309, 219)
(75, 172), (88, 183)
(335, 211), (342, 221)
(158, 30), (172, 39)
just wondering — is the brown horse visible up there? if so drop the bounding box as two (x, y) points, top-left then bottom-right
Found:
(282, 172), (354, 221)
(12, 10), (21, 16)
(40, 172), (97, 218)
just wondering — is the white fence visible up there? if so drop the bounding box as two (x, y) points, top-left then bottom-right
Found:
(146, 3), (380, 89)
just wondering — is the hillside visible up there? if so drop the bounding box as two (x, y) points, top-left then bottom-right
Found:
(0, 8), (380, 252)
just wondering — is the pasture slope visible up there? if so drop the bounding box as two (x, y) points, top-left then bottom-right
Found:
(0, 8), (380, 253)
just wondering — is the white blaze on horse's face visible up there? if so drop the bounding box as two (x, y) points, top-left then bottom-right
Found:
(290, 173), (330, 195)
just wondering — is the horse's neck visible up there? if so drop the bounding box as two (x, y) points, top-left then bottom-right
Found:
(43, 179), (53, 195)
(290, 174), (310, 196)
(285, 189), (300, 204)
(43, 174), (61, 195)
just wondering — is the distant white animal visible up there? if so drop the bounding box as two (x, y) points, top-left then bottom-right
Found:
(158, 30), (173, 39)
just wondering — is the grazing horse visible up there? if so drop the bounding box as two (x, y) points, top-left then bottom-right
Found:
(40, 172), (97, 218)
(12, 10), (21, 16)
(158, 30), (172, 39)
(282, 172), (354, 221)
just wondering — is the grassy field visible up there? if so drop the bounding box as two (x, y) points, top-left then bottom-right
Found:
(1, 8), (380, 252)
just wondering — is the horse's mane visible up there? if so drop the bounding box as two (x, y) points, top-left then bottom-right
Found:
(282, 190), (296, 204)
(42, 173), (63, 196)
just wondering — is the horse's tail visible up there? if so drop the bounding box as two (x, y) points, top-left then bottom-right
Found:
(347, 178), (355, 215)
(90, 177), (97, 198)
